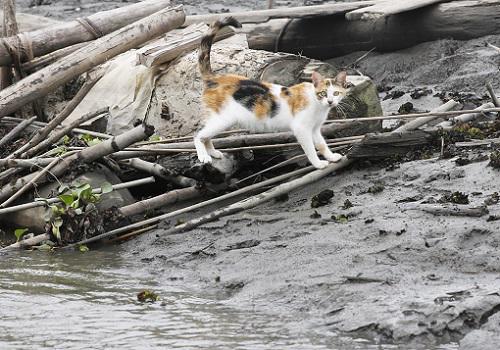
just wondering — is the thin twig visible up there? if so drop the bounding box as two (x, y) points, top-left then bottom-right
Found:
(326, 107), (500, 124)
(487, 42), (500, 53)
(0, 116), (37, 149)
(486, 82), (500, 108)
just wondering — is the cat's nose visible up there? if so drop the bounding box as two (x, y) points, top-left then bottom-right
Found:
(327, 100), (334, 106)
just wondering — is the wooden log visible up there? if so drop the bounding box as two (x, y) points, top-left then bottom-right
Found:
(184, 1), (378, 25)
(21, 42), (89, 74)
(347, 130), (436, 158)
(0, 0), (18, 88)
(345, 0), (447, 21)
(239, 0), (500, 59)
(0, 6), (185, 119)
(137, 23), (234, 67)
(0, 0), (173, 66)
(434, 102), (495, 130)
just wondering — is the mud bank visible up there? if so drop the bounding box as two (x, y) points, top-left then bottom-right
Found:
(131, 151), (500, 348)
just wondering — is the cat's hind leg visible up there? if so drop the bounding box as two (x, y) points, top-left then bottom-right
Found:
(194, 117), (232, 164)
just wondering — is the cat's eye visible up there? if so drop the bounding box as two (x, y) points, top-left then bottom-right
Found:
(333, 91), (340, 96)
(317, 91), (326, 98)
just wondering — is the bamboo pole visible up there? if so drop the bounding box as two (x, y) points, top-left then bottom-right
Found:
(118, 185), (202, 217)
(0, 176), (155, 216)
(1, 0), (18, 89)
(64, 165), (315, 248)
(155, 158), (353, 238)
(0, 0), (174, 66)
(0, 6), (185, 119)
(0, 123), (154, 203)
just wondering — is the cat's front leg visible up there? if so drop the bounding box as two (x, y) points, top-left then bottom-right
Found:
(294, 127), (329, 169)
(313, 128), (343, 163)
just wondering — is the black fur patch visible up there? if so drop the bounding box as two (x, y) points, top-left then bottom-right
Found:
(281, 87), (290, 96)
(233, 80), (278, 117)
(205, 80), (218, 88)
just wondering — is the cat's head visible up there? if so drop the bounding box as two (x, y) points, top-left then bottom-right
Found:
(311, 71), (349, 108)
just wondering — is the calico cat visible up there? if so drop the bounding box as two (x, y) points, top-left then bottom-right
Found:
(195, 17), (349, 169)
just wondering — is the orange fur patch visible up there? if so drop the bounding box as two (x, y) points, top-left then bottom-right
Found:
(316, 143), (326, 153)
(202, 74), (246, 113)
(254, 96), (274, 119)
(281, 83), (309, 115)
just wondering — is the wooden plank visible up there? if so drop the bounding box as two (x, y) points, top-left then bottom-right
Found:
(184, 1), (379, 25)
(346, 0), (449, 21)
(136, 23), (235, 67)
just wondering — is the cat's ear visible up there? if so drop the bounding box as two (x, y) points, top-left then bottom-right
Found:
(335, 71), (347, 87)
(311, 71), (324, 88)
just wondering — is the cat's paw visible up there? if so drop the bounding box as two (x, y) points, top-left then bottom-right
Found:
(313, 160), (330, 169)
(325, 152), (343, 163)
(209, 149), (224, 159)
(198, 153), (213, 164)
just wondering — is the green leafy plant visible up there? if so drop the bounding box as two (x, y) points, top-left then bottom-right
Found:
(79, 134), (102, 146)
(45, 182), (112, 243)
(79, 245), (89, 252)
(14, 228), (29, 242)
(148, 134), (162, 142)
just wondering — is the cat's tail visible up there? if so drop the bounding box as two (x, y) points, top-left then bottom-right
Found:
(198, 17), (242, 79)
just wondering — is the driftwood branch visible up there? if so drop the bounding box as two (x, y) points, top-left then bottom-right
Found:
(403, 204), (489, 217)
(0, 0), (18, 88)
(0, 176), (155, 216)
(0, 116), (36, 148)
(0, 6), (185, 119)
(393, 100), (460, 132)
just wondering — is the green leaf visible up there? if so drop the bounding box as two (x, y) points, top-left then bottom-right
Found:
(14, 228), (29, 242)
(149, 134), (161, 142)
(80, 134), (101, 146)
(79, 245), (89, 253)
(58, 194), (74, 207)
(34, 244), (53, 251)
(100, 182), (113, 194)
(59, 135), (71, 145)
(45, 146), (68, 157)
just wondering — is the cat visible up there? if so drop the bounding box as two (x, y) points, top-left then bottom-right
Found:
(195, 17), (349, 169)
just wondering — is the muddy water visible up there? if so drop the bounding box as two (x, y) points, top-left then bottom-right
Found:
(0, 248), (455, 350)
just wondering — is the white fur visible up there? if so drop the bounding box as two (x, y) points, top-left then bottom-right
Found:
(195, 82), (344, 169)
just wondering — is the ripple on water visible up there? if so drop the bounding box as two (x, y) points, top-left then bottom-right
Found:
(0, 249), (457, 350)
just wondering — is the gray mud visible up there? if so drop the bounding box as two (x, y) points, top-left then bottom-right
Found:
(132, 152), (500, 349)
